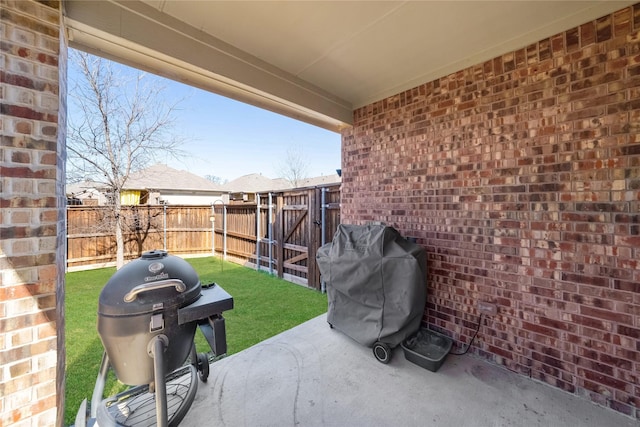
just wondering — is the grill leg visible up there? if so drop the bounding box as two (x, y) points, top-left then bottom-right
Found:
(190, 342), (198, 367)
(150, 335), (169, 427)
(90, 351), (110, 419)
(197, 314), (227, 356)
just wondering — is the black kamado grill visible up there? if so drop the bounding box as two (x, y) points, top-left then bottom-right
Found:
(75, 250), (233, 427)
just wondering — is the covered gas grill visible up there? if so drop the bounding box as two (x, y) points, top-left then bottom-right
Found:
(317, 224), (426, 363)
(76, 250), (233, 427)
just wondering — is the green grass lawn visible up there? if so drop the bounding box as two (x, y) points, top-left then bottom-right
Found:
(64, 257), (327, 425)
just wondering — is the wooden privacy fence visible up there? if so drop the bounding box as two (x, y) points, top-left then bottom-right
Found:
(213, 184), (341, 290)
(66, 205), (214, 269)
(67, 184), (341, 289)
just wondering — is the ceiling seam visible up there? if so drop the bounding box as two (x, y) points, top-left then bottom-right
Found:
(294, 0), (410, 77)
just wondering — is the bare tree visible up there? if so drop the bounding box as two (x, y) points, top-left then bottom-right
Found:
(276, 146), (309, 188)
(205, 175), (227, 185)
(67, 50), (185, 269)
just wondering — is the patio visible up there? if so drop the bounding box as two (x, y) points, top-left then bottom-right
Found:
(183, 314), (635, 427)
(3, 2), (640, 425)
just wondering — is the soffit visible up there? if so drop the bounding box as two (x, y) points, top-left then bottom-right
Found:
(64, 1), (635, 132)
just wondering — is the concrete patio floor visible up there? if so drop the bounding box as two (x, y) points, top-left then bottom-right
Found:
(183, 314), (636, 427)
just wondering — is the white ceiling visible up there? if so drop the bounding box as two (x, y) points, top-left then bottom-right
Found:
(64, 1), (634, 131)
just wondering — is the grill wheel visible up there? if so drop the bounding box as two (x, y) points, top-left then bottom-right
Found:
(196, 352), (210, 382)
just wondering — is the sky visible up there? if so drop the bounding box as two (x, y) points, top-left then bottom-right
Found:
(67, 50), (342, 183)
(163, 82), (342, 182)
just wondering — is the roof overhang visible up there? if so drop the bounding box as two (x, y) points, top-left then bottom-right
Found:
(63, 1), (635, 133)
(64, 0), (352, 131)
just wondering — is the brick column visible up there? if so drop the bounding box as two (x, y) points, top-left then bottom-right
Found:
(1, 1), (66, 426)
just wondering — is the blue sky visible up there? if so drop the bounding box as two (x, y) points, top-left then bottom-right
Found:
(164, 82), (342, 182)
(67, 50), (341, 183)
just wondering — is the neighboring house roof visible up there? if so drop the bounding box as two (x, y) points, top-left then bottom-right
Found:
(222, 173), (341, 193)
(125, 164), (224, 192)
(68, 167), (341, 197)
(66, 180), (105, 196)
(294, 174), (341, 188)
(221, 173), (287, 193)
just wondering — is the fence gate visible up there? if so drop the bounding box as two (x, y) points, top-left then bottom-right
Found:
(212, 185), (340, 289)
(275, 189), (316, 288)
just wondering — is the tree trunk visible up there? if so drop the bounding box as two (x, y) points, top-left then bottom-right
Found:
(115, 195), (125, 269)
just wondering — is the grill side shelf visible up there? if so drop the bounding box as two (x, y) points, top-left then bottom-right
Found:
(177, 283), (234, 325)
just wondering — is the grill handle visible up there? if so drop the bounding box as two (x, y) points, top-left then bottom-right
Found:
(124, 279), (187, 302)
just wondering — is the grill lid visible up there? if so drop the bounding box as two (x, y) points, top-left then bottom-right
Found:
(98, 250), (201, 316)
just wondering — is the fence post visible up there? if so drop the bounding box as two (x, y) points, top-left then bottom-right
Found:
(256, 193), (261, 271)
(163, 204), (167, 251)
(276, 193), (284, 279)
(268, 192), (274, 275)
(213, 200), (225, 258)
(307, 188), (319, 289)
(320, 187), (327, 292)
(223, 204), (227, 260)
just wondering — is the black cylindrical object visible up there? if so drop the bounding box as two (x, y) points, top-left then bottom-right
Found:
(97, 250), (201, 385)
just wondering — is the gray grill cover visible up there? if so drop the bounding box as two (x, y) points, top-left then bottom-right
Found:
(316, 224), (427, 348)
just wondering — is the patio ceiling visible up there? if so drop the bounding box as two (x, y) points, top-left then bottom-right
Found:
(64, 1), (634, 132)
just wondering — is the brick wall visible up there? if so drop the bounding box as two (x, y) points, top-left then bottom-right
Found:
(0, 1), (66, 426)
(342, 4), (640, 420)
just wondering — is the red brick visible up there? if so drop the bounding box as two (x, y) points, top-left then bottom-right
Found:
(613, 280), (640, 293)
(596, 15), (613, 43)
(580, 21), (596, 46)
(1, 104), (57, 122)
(617, 325), (640, 339)
(15, 120), (33, 134)
(11, 150), (31, 164)
(609, 400), (636, 418)
(581, 368), (630, 392)
(37, 322), (56, 340)
(0, 166), (56, 179)
(551, 34), (565, 56)
(566, 28), (580, 52)
(581, 306), (632, 324)
(39, 152), (56, 165)
(600, 353), (633, 370)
